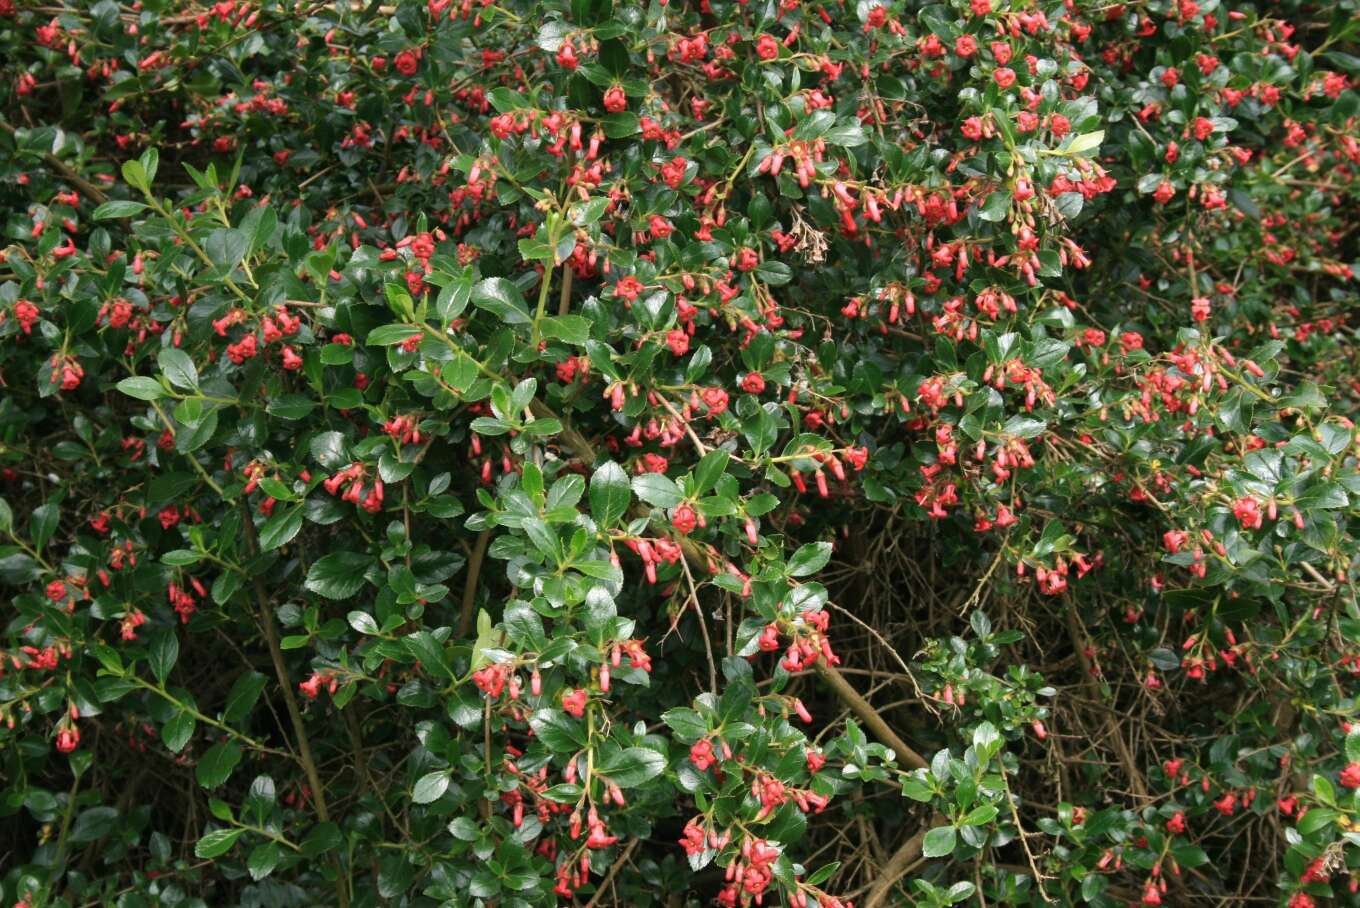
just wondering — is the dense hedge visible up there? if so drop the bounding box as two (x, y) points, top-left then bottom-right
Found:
(2, 0), (1360, 906)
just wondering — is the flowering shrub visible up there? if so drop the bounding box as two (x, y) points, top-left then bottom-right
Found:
(2, 0), (1360, 906)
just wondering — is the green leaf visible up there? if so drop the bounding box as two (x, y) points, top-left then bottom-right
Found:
(825, 121), (868, 146)
(162, 710), (195, 753)
(196, 741), (243, 788)
(922, 825), (957, 858)
(529, 708), (587, 752)
(205, 228), (249, 270)
(224, 671), (268, 723)
(367, 324), (423, 346)
(257, 508), (303, 551)
(602, 111), (640, 138)
(115, 375), (165, 401)
(140, 147), (159, 184)
(1296, 482), (1348, 511)
(310, 431), (349, 469)
(301, 822), (342, 857)
(470, 417), (512, 436)
(1064, 130), (1104, 155)
(158, 347), (199, 391)
(31, 502), (60, 549)
(404, 630), (452, 679)
(194, 827), (244, 859)
(692, 449), (731, 495)
(348, 610), (380, 635)
(93, 200), (148, 219)
(661, 707), (709, 742)
(70, 807), (120, 843)
(266, 394), (316, 421)
(755, 261), (792, 286)
(472, 277), (531, 325)
(412, 771), (451, 804)
(1003, 415), (1047, 439)
(1171, 843), (1209, 869)
(121, 159), (148, 191)
(978, 191), (1010, 222)
(536, 19), (572, 51)
(632, 472), (683, 508)
(448, 816), (482, 840)
(304, 552), (373, 599)
(248, 842), (282, 881)
(149, 630), (179, 685)
(540, 315), (592, 345)
(596, 746), (666, 788)
(787, 541), (832, 577)
(960, 804), (998, 825)
(589, 461), (631, 528)
(384, 281), (414, 315)
(436, 275), (473, 323)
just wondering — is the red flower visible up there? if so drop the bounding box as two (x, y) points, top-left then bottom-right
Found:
(756, 35), (779, 60)
(615, 275), (644, 301)
(672, 504), (697, 534)
(1232, 496), (1263, 530)
(993, 67), (1017, 88)
(562, 688), (588, 717)
(648, 215), (673, 240)
(700, 387), (729, 416)
(666, 328), (689, 356)
(689, 738), (716, 770)
(1339, 762), (1360, 788)
(56, 724), (80, 753)
(394, 49), (419, 76)
(603, 85), (627, 113)
(14, 299), (38, 334)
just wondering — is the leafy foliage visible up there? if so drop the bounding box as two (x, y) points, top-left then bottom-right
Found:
(1, 0), (1359, 906)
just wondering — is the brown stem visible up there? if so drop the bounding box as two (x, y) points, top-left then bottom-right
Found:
(0, 119), (109, 204)
(812, 660), (928, 771)
(1064, 605), (1148, 799)
(457, 529), (491, 638)
(584, 837), (640, 908)
(240, 506), (351, 908)
(863, 819), (941, 908)
(557, 264), (574, 317)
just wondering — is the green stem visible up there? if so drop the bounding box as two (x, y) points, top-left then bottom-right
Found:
(531, 261), (556, 347)
(129, 676), (290, 758)
(142, 192), (254, 304)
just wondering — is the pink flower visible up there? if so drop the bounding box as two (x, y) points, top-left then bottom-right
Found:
(562, 688), (588, 717)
